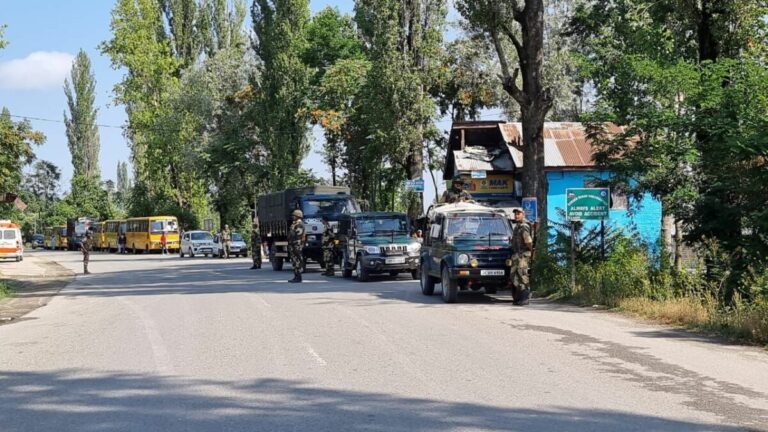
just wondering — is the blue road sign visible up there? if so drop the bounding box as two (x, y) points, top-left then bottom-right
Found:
(522, 197), (538, 221)
(404, 179), (425, 193)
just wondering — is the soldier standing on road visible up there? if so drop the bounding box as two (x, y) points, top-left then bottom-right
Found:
(441, 175), (472, 204)
(221, 224), (232, 259)
(321, 216), (335, 277)
(510, 208), (534, 305)
(81, 231), (93, 274)
(288, 209), (305, 283)
(251, 220), (262, 270)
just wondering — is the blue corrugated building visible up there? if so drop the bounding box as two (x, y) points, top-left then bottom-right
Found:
(443, 121), (662, 246)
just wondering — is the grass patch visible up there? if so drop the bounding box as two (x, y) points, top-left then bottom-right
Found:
(618, 296), (768, 346)
(0, 280), (17, 299)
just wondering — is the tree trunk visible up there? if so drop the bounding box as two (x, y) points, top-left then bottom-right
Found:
(674, 219), (683, 272)
(661, 213), (674, 266)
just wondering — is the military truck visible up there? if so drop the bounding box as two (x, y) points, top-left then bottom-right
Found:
(418, 202), (516, 303)
(256, 186), (361, 271)
(337, 212), (421, 282)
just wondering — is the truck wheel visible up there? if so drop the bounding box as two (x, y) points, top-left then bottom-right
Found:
(271, 257), (284, 271)
(356, 256), (370, 282)
(342, 251), (353, 278)
(420, 262), (435, 295)
(441, 265), (458, 303)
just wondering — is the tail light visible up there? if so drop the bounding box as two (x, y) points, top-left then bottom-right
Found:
(16, 240), (21, 251)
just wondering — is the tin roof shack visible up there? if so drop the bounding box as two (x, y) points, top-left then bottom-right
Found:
(444, 121), (662, 246)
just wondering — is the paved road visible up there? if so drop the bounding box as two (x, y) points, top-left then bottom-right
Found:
(1, 250), (767, 431)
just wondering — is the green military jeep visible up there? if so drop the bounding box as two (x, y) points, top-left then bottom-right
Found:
(419, 203), (514, 303)
(339, 212), (421, 282)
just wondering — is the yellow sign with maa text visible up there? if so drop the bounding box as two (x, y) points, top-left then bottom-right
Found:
(463, 174), (515, 195)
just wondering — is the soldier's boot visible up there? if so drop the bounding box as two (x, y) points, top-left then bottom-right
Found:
(289, 272), (302, 283)
(513, 284), (530, 306)
(84, 263), (90, 275)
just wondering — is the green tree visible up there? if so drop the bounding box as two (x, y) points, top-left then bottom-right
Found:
(249, 0), (313, 190)
(573, 0), (768, 300)
(352, 0), (447, 217)
(304, 7), (363, 84)
(0, 24), (7, 50)
(0, 108), (44, 196)
(24, 160), (61, 205)
(457, 0), (554, 229)
(64, 50), (101, 180)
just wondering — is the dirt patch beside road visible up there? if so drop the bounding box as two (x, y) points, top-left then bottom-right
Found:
(0, 256), (74, 325)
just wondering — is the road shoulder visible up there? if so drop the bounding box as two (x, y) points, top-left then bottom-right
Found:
(0, 254), (74, 325)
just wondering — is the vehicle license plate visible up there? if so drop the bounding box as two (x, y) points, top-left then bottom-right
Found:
(230, 247), (240, 252)
(481, 269), (505, 276)
(201, 248), (212, 253)
(385, 257), (406, 264)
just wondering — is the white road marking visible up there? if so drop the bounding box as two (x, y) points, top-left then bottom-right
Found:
(306, 345), (327, 366)
(118, 297), (174, 374)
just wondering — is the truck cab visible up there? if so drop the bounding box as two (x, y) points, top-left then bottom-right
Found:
(419, 203), (514, 303)
(338, 212), (421, 281)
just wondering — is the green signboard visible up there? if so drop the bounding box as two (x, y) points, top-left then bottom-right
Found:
(566, 188), (610, 221)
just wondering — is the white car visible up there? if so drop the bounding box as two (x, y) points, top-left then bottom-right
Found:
(213, 232), (248, 258)
(0, 221), (24, 262)
(180, 231), (215, 258)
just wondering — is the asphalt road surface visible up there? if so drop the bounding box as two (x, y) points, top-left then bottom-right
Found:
(2, 250), (768, 432)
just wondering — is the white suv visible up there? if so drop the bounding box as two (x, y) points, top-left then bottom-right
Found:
(213, 232), (248, 258)
(180, 231), (215, 258)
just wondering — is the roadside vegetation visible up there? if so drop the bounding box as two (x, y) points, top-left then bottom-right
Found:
(0, 280), (16, 300)
(533, 220), (768, 347)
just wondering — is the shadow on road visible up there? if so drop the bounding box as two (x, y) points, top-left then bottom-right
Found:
(64, 260), (520, 307)
(0, 369), (747, 432)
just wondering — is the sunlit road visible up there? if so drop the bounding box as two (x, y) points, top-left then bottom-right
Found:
(1, 250), (768, 431)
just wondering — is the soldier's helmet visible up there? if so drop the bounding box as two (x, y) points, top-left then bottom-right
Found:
(292, 209), (304, 218)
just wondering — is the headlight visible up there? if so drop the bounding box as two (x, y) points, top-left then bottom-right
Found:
(364, 245), (380, 254)
(457, 253), (469, 265)
(407, 242), (421, 253)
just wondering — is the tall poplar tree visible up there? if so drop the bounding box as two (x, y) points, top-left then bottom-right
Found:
(64, 50), (101, 180)
(249, 0), (313, 190)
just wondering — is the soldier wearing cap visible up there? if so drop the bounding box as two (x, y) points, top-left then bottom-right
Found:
(321, 215), (336, 277)
(81, 230), (93, 274)
(251, 220), (262, 269)
(441, 174), (472, 204)
(510, 208), (533, 305)
(288, 209), (306, 283)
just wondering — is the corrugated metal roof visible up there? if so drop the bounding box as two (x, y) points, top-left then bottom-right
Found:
(499, 122), (605, 169)
(448, 121), (624, 174)
(453, 146), (515, 172)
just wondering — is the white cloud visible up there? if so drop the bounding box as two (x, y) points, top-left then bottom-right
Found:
(0, 51), (75, 90)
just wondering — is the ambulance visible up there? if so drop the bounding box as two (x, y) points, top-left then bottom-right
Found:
(0, 220), (24, 262)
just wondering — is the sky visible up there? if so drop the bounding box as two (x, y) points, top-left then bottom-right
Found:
(0, 0), (477, 207)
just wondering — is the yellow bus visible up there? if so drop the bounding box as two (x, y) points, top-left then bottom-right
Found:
(101, 219), (126, 252)
(126, 216), (179, 253)
(54, 226), (68, 250)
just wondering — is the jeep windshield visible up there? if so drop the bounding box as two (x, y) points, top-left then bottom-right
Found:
(356, 216), (408, 236)
(301, 197), (360, 217)
(444, 214), (511, 240)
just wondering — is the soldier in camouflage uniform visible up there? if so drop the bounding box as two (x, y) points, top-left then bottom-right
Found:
(81, 231), (93, 275)
(441, 174), (472, 204)
(221, 224), (232, 259)
(510, 208), (533, 305)
(251, 220), (262, 269)
(288, 209), (306, 283)
(321, 216), (336, 277)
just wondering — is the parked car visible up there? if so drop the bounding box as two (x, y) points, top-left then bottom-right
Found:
(418, 203), (515, 303)
(213, 232), (248, 258)
(0, 220), (24, 262)
(31, 233), (45, 249)
(338, 212), (421, 281)
(180, 230), (215, 258)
